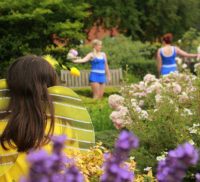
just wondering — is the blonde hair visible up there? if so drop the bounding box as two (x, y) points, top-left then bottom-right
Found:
(92, 39), (102, 56)
(92, 39), (102, 47)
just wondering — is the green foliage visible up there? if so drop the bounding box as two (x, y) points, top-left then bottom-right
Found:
(84, 0), (200, 40)
(87, 101), (115, 131)
(108, 72), (200, 172)
(131, 99), (191, 170)
(84, 0), (140, 39)
(126, 58), (157, 80)
(102, 36), (159, 67)
(0, 0), (89, 77)
(135, 0), (200, 41)
(178, 28), (200, 52)
(73, 87), (119, 131)
(95, 130), (119, 150)
(123, 72), (141, 84)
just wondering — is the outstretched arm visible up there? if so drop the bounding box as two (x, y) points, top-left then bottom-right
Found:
(72, 53), (93, 63)
(176, 47), (198, 58)
(156, 49), (162, 77)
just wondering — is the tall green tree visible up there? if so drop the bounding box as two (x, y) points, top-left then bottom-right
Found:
(84, 0), (140, 39)
(135, 0), (200, 41)
(0, 0), (89, 77)
(84, 0), (200, 41)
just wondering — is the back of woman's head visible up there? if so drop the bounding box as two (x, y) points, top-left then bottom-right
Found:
(7, 55), (57, 96)
(162, 33), (173, 44)
(0, 55), (58, 152)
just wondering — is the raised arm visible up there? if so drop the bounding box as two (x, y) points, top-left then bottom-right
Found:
(156, 49), (162, 76)
(72, 53), (93, 63)
(104, 53), (111, 82)
(176, 47), (198, 58)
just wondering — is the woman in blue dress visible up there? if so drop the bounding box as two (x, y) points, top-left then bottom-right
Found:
(73, 39), (111, 99)
(156, 33), (199, 76)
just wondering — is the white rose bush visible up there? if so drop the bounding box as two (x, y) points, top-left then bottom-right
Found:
(109, 72), (196, 129)
(108, 65), (200, 175)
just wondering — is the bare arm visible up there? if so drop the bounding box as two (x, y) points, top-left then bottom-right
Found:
(176, 47), (198, 58)
(156, 49), (162, 76)
(72, 53), (93, 63)
(104, 53), (111, 82)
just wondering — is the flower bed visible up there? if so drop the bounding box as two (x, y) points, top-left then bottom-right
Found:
(108, 65), (200, 177)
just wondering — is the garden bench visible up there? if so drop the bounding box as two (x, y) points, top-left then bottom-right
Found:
(61, 68), (123, 87)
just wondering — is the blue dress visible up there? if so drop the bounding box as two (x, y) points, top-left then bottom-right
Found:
(89, 53), (106, 83)
(160, 46), (177, 75)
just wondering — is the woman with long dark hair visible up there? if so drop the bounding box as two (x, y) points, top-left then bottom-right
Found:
(0, 55), (95, 181)
(1, 55), (57, 152)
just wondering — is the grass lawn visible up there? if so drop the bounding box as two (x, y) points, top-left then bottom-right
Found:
(72, 86), (120, 149)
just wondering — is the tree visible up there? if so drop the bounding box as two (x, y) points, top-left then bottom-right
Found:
(0, 0), (89, 77)
(84, 0), (140, 39)
(135, 0), (200, 41)
(84, 0), (200, 41)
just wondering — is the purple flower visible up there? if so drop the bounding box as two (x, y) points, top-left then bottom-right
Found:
(27, 150), (53, 174)
(64, 166), (84, 182)
(196, 173), (200, 182)
(20, 135), (84, 182)
(156, 142), (199, 182)
(101, 160), (134, 182)
(115, 130), (139, 150)
(169, 143), (199, 165)
(101, 130), (138, 182)
(115, 130), (139, 163)
(52, 135), (67, 154)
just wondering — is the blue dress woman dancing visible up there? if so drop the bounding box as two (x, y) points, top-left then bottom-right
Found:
(160, 46), (177, 75)
(89, 52), (107, 83)
(157, 33), (199, 76)
(73, 39), (111, 99)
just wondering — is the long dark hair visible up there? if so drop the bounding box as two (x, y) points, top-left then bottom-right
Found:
(0, 55), (58, 152)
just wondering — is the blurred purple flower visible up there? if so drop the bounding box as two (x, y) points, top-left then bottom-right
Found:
(169, 143), (199, 166)
(20, 135), (84, 182)
(156, 142), (199, 182)
(115, 130), (139, 150)
(101, 130), (138, 182)
(115, 130), (139, 163)
(196, 173), (200, 182)
(65, 166), (84, 182)
(52, 135), (67, 154)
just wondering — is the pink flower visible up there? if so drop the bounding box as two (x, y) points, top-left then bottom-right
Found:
(67, 49), (78, 60)
(138, 100), (144, 107)
(172, 83), (182, 94)
(178, 92), (189, 103)
(143, 74), (157, 83)
(110, 106), (132, 129)
(108, 94), (124, 110)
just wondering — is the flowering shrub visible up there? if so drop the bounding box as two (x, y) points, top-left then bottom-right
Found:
(67, 143), (106, 181)
(69, 142), (157, 182)
(108, 70), (200, 171)
(21, 133), (200, 182)
(109, 72), (197, 129)
(21, 132), (157, 182)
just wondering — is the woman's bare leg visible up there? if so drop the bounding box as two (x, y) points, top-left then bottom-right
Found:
(90, 83), (100, 98)
(99, 84), (105, 99)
